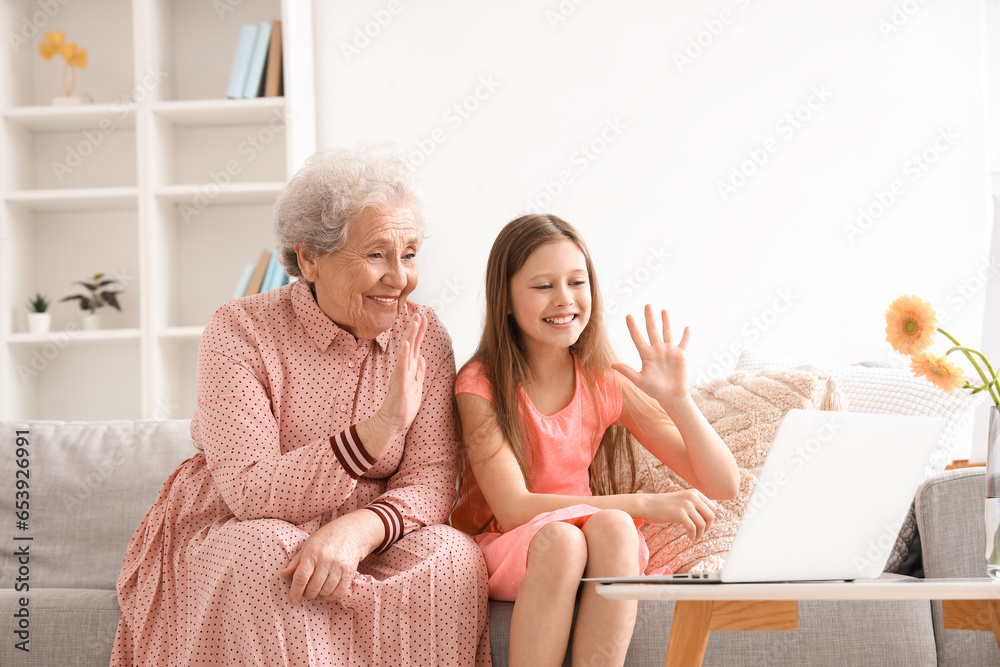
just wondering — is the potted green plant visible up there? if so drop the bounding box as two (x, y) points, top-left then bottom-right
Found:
(60, 273), (123, 330)
(26, 292), (51, 335)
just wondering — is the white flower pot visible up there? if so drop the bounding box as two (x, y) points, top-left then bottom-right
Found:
(27, 313), (51, 335)
(82, 313), (100, 331)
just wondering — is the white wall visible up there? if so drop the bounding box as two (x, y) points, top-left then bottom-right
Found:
(313, 0), (994, 459)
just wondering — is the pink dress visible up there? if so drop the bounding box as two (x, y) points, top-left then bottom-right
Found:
(111, 280), (491, 666)
(450, 359), (669, 602)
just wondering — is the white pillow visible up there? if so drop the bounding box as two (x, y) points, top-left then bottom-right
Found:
(734, 349), (982, 478)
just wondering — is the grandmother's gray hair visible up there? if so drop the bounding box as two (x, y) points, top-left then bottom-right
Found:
(273, 142), (425, 282)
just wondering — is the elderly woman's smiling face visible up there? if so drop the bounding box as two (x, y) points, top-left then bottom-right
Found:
(297, 207), (420, 339)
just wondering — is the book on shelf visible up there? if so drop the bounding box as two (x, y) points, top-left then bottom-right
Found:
(243, 249), (271, 296)
(232, 263), (254, 299)
(261, 250), (292, 292)
(264, 20), (283, 97)
(226, 24), (259, 99)
(266, 270), (291, 293)
(259, 248), (281, 292)
(242, 21), (273, 99)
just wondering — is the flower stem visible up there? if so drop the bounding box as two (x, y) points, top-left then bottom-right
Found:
(62, 64), (76, 97)
(939, 328), (1000, 406)
(945, 345), (1000, 398)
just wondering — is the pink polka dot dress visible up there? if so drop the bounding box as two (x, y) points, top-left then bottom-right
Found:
(111, 280), (492, 666)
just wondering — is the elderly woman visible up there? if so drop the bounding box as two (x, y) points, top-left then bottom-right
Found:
(111, 143), (491, 666)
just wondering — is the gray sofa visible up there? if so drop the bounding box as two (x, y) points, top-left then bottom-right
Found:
(0, 419), (997, 666)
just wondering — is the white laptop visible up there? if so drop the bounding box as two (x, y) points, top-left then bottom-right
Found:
(585, 409), (946, 584)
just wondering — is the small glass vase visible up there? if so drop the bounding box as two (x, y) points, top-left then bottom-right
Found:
(985, 406), (1000, 578)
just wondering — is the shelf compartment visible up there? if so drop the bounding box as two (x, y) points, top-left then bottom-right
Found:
(150, 200), (277, 329)
(153, 119), (288, 186)
(3, 206), (140, 334)
(5, 187), (138, 212)
(3, 0), (135, 107)
(4, 123), (138, 190)
(150, 0), (283, 102)
(8, 337), (142, 420)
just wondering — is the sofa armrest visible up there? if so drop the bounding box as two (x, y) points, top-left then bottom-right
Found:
(915, 467), (986, 579)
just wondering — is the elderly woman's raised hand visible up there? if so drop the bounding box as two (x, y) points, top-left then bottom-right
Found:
(352, 313), (428, 460)
(372, 313), (428, 447)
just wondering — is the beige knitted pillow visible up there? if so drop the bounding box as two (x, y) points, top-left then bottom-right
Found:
(637, 369), (826, 574)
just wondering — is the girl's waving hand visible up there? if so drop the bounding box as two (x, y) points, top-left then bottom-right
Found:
(612, 304), (741, 500)
(612, 304), (690, 404)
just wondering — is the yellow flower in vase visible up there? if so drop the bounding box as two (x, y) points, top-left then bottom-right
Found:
(64, 44), (88, 69)
(38, 30), (65, 60)
(38, 31), (89, 102)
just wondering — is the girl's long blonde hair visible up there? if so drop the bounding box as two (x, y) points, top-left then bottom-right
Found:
(459, 214), (665, 533)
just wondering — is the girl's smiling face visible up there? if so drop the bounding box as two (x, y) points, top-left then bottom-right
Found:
(508, 239), (592, 358)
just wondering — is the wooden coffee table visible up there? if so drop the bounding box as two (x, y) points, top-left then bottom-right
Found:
(595, 578), (1000, 667)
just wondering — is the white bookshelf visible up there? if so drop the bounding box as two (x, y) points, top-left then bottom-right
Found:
(0, 0), (316, 421)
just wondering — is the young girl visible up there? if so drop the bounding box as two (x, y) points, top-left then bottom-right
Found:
(451, 214), (740, 666)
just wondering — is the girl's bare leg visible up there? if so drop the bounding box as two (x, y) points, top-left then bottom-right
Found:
(509, 522), (589, 667)
(573, 510), (640, 667)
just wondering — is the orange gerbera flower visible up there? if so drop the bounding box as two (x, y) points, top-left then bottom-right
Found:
(38, 31), (65, 61)
(885, 295), (937, 355)
(910, 352), (967, 394)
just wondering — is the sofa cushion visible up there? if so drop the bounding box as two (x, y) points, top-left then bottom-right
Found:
(0, 588), (119, 666)
(0, 420), (196, 591)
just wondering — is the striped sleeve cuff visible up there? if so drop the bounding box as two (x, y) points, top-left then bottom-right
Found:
(330, 426), (377, 479)
(367, 501), (405, 553)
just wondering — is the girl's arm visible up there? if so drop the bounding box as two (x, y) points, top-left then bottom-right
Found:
(458, 391), (718, 539)
(612, 305), (740, 500)
(616, 386), (739, 500)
